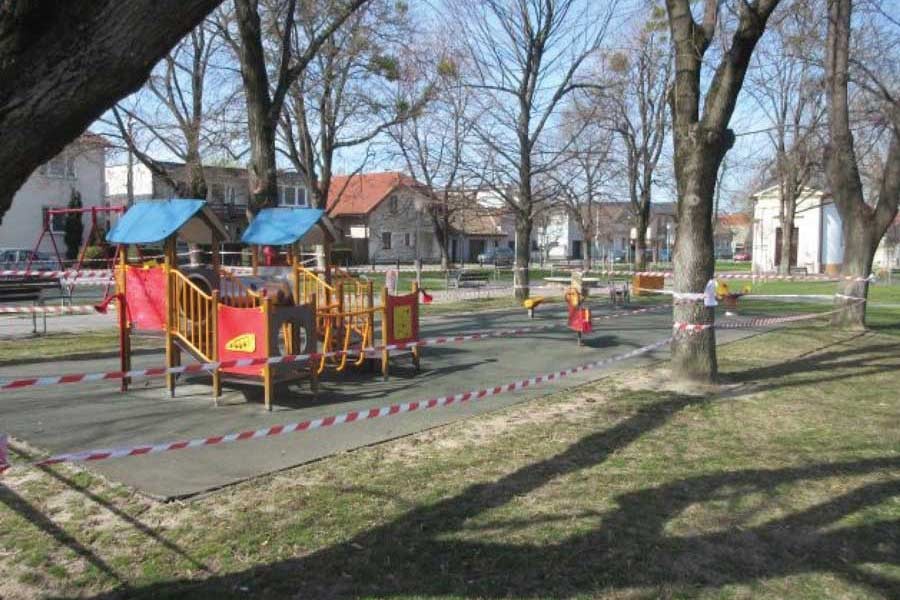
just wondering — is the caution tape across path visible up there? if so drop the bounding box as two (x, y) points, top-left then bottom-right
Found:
(22, 338), (674, 468)
(0, 304), (669, 391)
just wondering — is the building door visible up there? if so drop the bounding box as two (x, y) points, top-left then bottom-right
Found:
(351, 238), (369, 264)
(571, 240), (582, 260)
(774, 227), (799, 267)
(451, 238), (459, 262)
(469, 239), (486, 262)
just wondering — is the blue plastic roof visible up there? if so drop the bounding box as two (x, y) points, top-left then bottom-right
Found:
(107, 200), (207, 244)
(241, 208), (326, 246)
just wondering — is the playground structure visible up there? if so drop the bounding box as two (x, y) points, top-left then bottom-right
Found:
(105, 200), (421, 411)
(239, 207), (421, 379)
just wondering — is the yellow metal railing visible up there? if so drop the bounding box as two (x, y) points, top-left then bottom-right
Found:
(169, 269), (217, 362)
(293, 265), (335, 308)
(220, 269), (260, 308)
(317, 306), (377, 374)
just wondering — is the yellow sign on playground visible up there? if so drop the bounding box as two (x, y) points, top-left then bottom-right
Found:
(393, 305), (412, 341)
(225, 333), (256, 353)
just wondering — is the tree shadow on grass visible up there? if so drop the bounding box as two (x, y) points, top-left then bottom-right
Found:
(77, 376), (900, 599)
(722, 331), (900, 395)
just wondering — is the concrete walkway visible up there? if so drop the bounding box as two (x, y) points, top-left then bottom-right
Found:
(0, 302), (760, 499)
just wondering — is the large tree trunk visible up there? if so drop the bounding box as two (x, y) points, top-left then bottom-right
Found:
(0, 0), (223, 222)
(185, 145), (208, 199)
(670, 144), (724, 382)
(432, 213), (450, 271)
(582, 236), (592, 272)
(514, 217), (532, 301)
(233, 0), (278, 212)
(832, 215), (876, 329)
(633, 202), (651, 271)
(825, 0), (900, 330)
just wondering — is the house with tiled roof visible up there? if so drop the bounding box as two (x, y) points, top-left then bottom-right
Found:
(326, 172), (442, 264)
(715, 212), (752, 258)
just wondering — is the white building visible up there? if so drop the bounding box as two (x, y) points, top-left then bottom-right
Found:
(0, 134), (107, 257)
(751, 186), (844, 274)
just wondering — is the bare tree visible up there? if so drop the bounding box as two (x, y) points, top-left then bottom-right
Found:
(552, 98), (617, 271)
(220, 0), (370, 211)
(601, 5), (672, 271)
(388, 47), (477, 269)
(664, 0), (783, 382)
(280, 0), (420, 211)
(749, 2), (826, 274)
(0, 0), (224, 223)
(453, 0), (618, 301)
(103, 18), (242, 199)
(825, 0), (900, 327)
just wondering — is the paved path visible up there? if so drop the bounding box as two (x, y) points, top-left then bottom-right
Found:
(0, 302), (760, 499)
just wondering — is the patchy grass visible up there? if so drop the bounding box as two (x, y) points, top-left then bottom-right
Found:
(1, 324), (898, 599)
(0, 330), (161, 366)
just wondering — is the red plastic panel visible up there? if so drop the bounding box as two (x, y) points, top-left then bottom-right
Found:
(384, 292), (419, 345)
(218, 304), (268, 376)
(124, 266), (166, 332)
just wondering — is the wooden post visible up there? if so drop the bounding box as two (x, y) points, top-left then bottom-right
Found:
(251, 244), (259, 276)
(164, 236), (179, 397)
(118, 246), (131, 392)
(289, 245), (300, 304)
(211, 289), (221, 404)
(381, 286), (389, 381)
(263, 295), (273, 411)
(411, 281), (420, 372)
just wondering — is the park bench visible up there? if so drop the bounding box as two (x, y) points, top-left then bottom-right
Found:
(0, 278), (64, 334)
(447, 269), (491, 289)
(789, 266), (809, 276)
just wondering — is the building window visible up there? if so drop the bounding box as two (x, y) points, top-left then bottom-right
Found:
(42, 207), (68, 234)
(40, 153), (76, 179)
(225, 185), (238, 205)
(278, 185), (294, 206)
(389, 195), (399, 213)
(404, 233), (413, 247)
(296, 187), (308, 207)
(382, 232), (392, 250)
(210, 183), (225, 203)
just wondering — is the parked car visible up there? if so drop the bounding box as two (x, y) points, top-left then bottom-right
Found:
(0, 248), (60, 271)
(477, 246), (514, 266)
(733, 251), (751, 262)
(612, 250), (628, 263)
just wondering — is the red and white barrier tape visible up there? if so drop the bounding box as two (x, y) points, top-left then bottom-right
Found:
(672, 303), (859, 334)
(0, 269), (112, 279)
(0, 304), (668, 391)
(0, 304), (112, 316)
(594, 269), (873, 282)
(15, 338), (673, 468)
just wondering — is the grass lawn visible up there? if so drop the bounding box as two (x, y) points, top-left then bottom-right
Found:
(716, 259), (752, 271)
(0, 329), (160, 366)
(2, 324), (898, 599)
